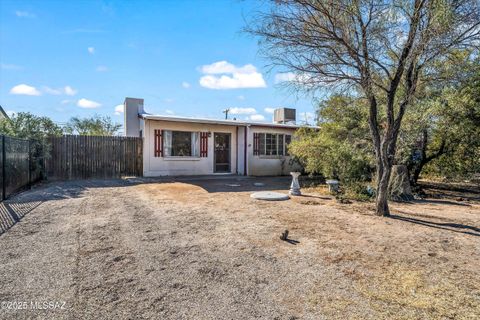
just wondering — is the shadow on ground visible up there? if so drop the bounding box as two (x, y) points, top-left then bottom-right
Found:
(0, 181), (96, 236)
(0, 176), (292, 236)
(2, 175), (478, 238)
(390, 214), (480, 237)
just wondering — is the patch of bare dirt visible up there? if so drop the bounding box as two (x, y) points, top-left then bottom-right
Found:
(0, 177), (478, 319)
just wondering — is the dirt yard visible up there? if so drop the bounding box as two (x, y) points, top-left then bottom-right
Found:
(0, 176), (479, 319)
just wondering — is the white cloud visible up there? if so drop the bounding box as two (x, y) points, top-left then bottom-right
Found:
(165, 109), (175, 115)
(229, 107), (257, 115)
(114, 104), (124, 115)
(237, 95), (245, 101)
(64, 86), (77, 96)
(77, 98), (101, 109)
(15, 11), (35, 18)
(10, 84), (41, 96)
(181, 81), (191, 88)
(61, 99), (71, 105)
(1, 63), (23, 70)
(164, 98), (174, 103)
(248, 114), (266, 121)
(96, 65), (108, 72)
(42, 85), (77, 96)
(43, 86), (62, 95)
(87, 47), (95, 54)
(264, 107), (275, 114)
(200, 61), (257, 74)
(274, 72), (297, 83)
(199, 61), (267, 90)
(275, 72), (313, 85)
(200, 73), (266, 90)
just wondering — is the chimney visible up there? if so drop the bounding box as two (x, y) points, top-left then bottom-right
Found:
(273, 108), (296, 124)
(124, 97), (144, 137)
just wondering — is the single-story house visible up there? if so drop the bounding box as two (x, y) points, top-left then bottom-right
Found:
(124, 97), (315, 176)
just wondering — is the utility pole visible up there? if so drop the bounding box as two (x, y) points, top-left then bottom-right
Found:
(222, 108), (230, 120)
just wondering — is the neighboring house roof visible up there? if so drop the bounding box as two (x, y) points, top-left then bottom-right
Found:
(0, 106), (10, 120)
(139, 113), (318, 129)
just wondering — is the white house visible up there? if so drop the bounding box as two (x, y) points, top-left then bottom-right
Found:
(124, 97), (315, 176)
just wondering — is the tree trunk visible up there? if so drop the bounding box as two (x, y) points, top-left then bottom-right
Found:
(411, 162), (424, 186)
(375, 161), (391, 216)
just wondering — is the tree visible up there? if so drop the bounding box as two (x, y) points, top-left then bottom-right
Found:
(0, 112), (63, 139)
(0, 112), (64, 178)
(398, 53), (480, 184)
(249, 0), (480, 216)
(289, 94), (374, 182)
(65, 115), (121, 136)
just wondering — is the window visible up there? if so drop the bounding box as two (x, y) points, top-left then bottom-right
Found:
(285, 134), (292, 155)
(163, 131), (199, 157)
(257, 133), (291, 156)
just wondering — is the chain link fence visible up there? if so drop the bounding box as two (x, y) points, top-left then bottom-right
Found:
(0, 135), (44, 201)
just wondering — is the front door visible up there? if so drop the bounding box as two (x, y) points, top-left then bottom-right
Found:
(214, 133), (231, 173)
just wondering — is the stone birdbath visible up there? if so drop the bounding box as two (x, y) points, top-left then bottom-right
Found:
(289, 172), (301, 196)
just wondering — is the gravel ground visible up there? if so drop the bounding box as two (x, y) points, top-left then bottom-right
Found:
(0, 177), (479, 319)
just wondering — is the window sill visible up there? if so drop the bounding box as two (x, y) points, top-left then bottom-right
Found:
(257, 155), (290, 159)
(163, 156), (202, 161)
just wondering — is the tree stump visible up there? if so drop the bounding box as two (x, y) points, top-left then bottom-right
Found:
(389, 165), (414, 201)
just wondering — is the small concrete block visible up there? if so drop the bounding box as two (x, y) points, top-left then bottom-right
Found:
(225, 183), (241, 187)
(250, 191), (290, 201)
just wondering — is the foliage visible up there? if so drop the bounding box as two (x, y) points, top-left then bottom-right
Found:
(422, 72), (480, 179)
(0, 112), (63, 139)
(291, 55), (480, 194)
(0, 112), (63, 176)
(249, 0), (480, 215)
(397, 53), (480, 182)
(65, 115), (121, 136)
(290, 94), (374, 183)
(343, 181), (375, 202)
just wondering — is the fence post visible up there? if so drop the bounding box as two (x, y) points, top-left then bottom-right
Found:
(28, 139), (31, 187)
(2, 135), (5, 201)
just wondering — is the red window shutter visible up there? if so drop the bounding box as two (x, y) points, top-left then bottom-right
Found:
(154, 129), (163, 157)
(253, 132), (259, 155)
(200, 132), (208, 157)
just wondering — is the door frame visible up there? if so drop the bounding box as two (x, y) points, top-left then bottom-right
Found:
(213, 132), (231, 173)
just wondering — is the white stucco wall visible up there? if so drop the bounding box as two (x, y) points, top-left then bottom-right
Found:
(237, 126), (246, 175)
(144, 119), (239, 176)
(246, 126), (301, 176)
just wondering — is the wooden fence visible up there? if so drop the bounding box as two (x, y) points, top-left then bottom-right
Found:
(45, 135), (143, 180)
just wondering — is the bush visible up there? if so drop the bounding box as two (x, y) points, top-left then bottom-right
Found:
(289, 127), (374, 183)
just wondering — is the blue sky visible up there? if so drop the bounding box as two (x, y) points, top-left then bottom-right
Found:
(0, 0), (316, 129)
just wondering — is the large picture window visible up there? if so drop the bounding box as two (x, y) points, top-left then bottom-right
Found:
(163, 131), (199, 157)
(257, 133), (291, 156)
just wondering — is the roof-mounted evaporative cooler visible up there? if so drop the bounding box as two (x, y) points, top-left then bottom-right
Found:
(273, 108), (296, 124)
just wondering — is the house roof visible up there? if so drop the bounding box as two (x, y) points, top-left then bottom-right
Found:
(0, 106), (10, 120)
(139, 113), (318, 129)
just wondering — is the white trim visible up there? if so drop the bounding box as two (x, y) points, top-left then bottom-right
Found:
(162, 157), (201, 161)
(140, 113), (318, 129)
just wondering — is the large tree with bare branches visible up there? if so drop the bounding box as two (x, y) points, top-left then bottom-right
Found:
(248, 0), (480, 216)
